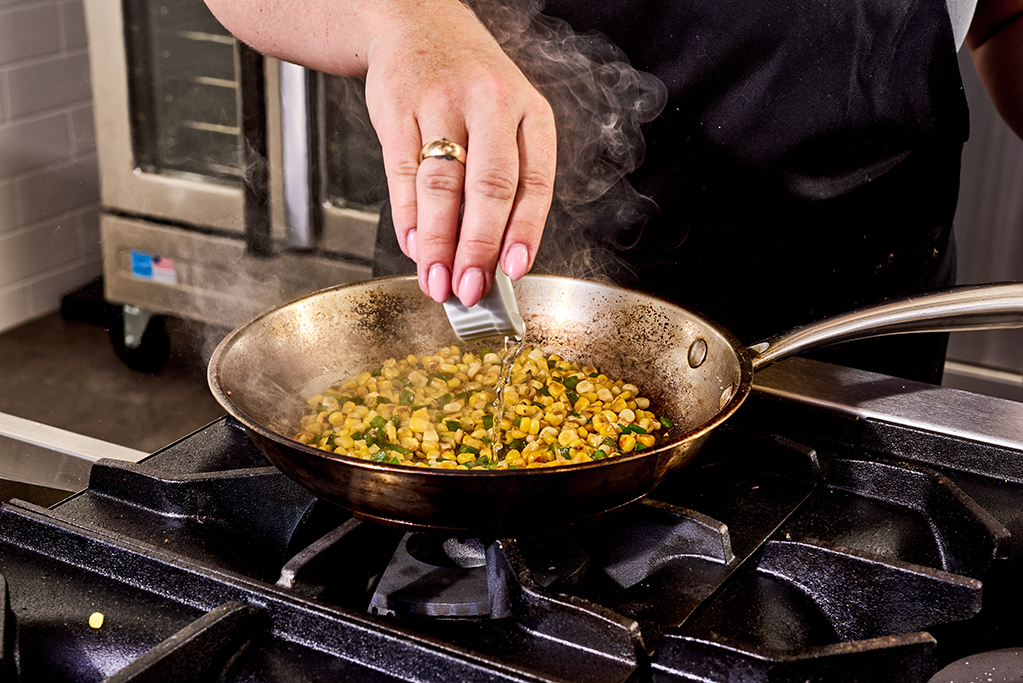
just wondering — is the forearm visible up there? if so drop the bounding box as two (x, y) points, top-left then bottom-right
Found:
(966, 0), (1023, 139)
(203, 0), (480, 78)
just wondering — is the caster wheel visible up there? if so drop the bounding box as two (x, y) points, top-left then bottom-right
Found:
(109, 311), (171, 373)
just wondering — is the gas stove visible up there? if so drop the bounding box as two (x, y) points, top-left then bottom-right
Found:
(0, 357), (1021, 682)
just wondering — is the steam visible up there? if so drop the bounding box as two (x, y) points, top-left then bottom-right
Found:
(469, 0), (668, 280)
(187, 1), (669, 370)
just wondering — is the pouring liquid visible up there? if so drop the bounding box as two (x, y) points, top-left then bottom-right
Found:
(488, 334), (526, 464)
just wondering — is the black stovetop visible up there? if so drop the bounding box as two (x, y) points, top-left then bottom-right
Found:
(0, 359), (1022, 682)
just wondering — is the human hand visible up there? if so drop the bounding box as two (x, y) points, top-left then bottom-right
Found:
(362, 1), (556, 307)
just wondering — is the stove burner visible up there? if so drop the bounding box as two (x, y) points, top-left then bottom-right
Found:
(369, 533), (590, 618)
(370, 534), (490, 618)
(437, 538), (486, 568)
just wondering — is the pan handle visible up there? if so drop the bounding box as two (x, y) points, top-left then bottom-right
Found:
(747, 283), (1023, 371)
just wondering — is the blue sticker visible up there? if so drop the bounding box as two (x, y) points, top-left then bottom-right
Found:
(130, 250), (153, 279)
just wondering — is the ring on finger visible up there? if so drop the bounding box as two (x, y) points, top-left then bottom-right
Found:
(419, 139), (467, 165)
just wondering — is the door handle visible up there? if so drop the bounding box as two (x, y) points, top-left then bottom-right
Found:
(279, 60), (320, 250)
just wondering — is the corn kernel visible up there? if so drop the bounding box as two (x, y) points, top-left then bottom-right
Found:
(296, 344), (670, 470)
(558, 429), (577, 447)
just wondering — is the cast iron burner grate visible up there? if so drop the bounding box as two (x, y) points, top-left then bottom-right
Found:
(0, 406), (1016, 682)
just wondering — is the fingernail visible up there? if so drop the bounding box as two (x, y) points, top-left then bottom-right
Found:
(457, 268), (485, 307)
(427, 263), (451, 303)
(503, 243), (530, 280)
(405, 229), (417, 262)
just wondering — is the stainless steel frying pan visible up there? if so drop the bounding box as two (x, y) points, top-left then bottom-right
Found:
(208, 276), (1023, 537)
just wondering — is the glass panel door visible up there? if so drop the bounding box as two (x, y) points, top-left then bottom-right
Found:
(122, 0), (241, 186)
(85, 0), (245, 232)
(322, 77), (386, 209)
(297, 74), (383, 262)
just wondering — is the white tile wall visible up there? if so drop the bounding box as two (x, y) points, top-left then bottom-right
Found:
(0, 0), (100, 333)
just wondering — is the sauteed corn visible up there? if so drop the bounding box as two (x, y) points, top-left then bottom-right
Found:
(294, 345), (673, 470)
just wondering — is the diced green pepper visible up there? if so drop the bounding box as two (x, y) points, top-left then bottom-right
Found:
(325, 392), (364, 405)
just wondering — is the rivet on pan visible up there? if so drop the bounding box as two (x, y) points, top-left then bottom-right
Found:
(719, 384), (735, 409)
(688, 338), (708, 368)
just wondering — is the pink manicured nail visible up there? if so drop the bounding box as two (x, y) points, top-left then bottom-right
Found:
(406, 229), (417, 262)
(502, 243), (530, 280)
(457, 268), (485, 308)
(427, 263), (451, 303)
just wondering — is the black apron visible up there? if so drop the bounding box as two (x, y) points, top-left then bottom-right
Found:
(375, 0), (970, 383)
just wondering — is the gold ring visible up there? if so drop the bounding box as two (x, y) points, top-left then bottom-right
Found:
(419, 139), (467, 165)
